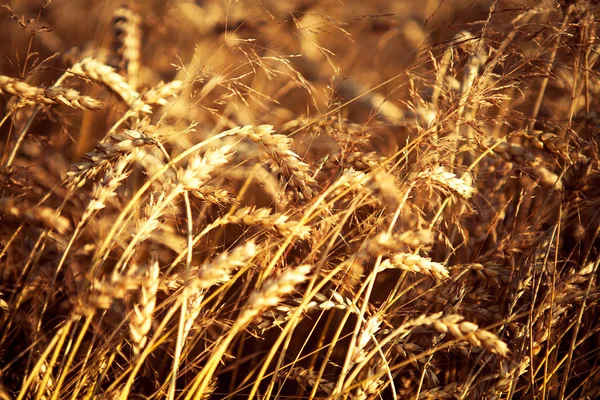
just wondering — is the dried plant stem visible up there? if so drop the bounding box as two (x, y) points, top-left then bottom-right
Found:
(186, 265), (311, 399)
(334, 182), (413, 396)
(558, 259), (599, 399)
(48, 316), (93, 400)
(528, 11), (571, 131)
(167, 190), (193, 400)
(16, 320), (74, 400)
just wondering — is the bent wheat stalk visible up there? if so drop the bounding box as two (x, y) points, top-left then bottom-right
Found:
(184, 264), (312, 399)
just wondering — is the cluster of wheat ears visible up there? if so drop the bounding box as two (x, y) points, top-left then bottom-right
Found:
(1, 0), (599, 399)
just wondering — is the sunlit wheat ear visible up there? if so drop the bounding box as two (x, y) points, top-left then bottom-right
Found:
(364, 231), (435, 257)
(528, 263), (595, 356)
(351, 366), (385, 400)
(366, 170), (406, 209)
(486, 138), (564, 188)
(194, 241), (257, 289)
(433, 315), (509, 357)
(410, 382), (461, 399)
(226, 206), (311, 239)
(129, 259), (159, 359)
(181, 242), (257, 341)
(141, 80), (185, 106)
(66, 129), (155, 186)
(335, 168), (370, 188)
(279, 367), (335, 395)
(351, 316), (382, 365)
(0, 199), (71, 234)
(254, 289), (362, 332)
(112, 5), (141, 89)
(191, 185), (237, 207)
(87, 154), (133, 213)
(0, 75), (105, 110)
(133, 192), (165, 243)
(491, 356), (530, 394)
(175, 145), (233, 191)
(236, 264), (312, 327)
(416, 167), (475, 199)
(379, 253), (449, 280)
(127, 79), (185, 116)
(342, 151), (388, 170)
(239, 125), (317, 199)
(518, 130), (572, 163)
(68, 57), (141, 107)
(32, 358), (55, 400)
(76, 271), (141, 317)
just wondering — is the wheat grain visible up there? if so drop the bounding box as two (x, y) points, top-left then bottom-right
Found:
(433, 315), (509, 357)
(87, 154), (133, 212)
(417, 167), (475, 199)
(112, 5), (142, 89)
(175, 145), (233, 191)
(0, 75), (104, 109)
(239, 124), (318, 199)
(278, 367), (335, 395)
(129, 259), (159, 358)
(0, 199), (71, 234)
(379, 253), (449, 280)
(68, 57), (141, 107)
(237, 264), (312, 325)
(366, 170), (405, 209)
(66, 129), (155, 185)
(142, 80), (185, 106)
(225, 206), (311, 239)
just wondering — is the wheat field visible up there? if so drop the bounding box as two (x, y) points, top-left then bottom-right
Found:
(1, 0), (599, 399)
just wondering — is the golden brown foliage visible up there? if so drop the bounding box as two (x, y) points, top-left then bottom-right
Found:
(1, 1), (600, 399)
